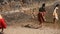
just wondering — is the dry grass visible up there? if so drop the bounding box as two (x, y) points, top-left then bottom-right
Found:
(0, 0), (60, 34)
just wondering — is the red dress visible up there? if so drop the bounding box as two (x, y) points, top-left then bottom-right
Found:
(38, 12), (46, 24)
(0, 18), (7, 29)
(38, 7), (46, 24)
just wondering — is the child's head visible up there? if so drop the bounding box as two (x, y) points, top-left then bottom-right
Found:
(42, 3), (45, 7)
(55, 4), (59, 7)
(54, 4), (59, 9)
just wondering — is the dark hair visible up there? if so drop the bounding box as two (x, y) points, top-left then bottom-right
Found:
(54, 4), (59, 9)
(42, 3), (45, 7)
(55, 4), (59, 7)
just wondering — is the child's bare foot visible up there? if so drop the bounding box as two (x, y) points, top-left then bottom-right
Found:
(0, 32), (4, 34)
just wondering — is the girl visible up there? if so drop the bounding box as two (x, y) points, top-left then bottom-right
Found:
(0, 14), (7, 33)
(53, 4), (59, 23)
(38, 3), (46, 27)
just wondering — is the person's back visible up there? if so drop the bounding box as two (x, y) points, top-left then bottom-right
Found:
(39, 7), (46, 12)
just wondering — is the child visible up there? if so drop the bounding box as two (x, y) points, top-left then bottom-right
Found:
(53, 4), (59, 23)
(0, 14), (7, 33)
(38, 3), (46, 27)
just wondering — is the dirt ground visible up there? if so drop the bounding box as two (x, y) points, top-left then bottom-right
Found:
(4, 26), (60, 34)
(2, 21), (60, 34)
(0, 0), (60, 34)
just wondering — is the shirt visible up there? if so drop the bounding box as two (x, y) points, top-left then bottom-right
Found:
(53, 7), (58, 20)
(39, 7), (46, 12)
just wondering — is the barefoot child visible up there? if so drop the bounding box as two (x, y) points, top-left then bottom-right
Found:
(0, 14), (7, 33)
(53, 4), (59, 23)
(38, 3), (46, 27)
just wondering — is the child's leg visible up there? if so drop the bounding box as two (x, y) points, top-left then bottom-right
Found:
(53, 18), (58, 29)
(0, 27), (4, 34)
(1, 27), (4, 32)
(53, 18), (56, 23)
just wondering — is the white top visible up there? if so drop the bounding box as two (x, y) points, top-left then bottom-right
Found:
(53, 7), (58, 20)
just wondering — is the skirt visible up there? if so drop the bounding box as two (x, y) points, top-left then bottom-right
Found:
(38, 12), (45, 23)
(0, 18), (7, 29)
